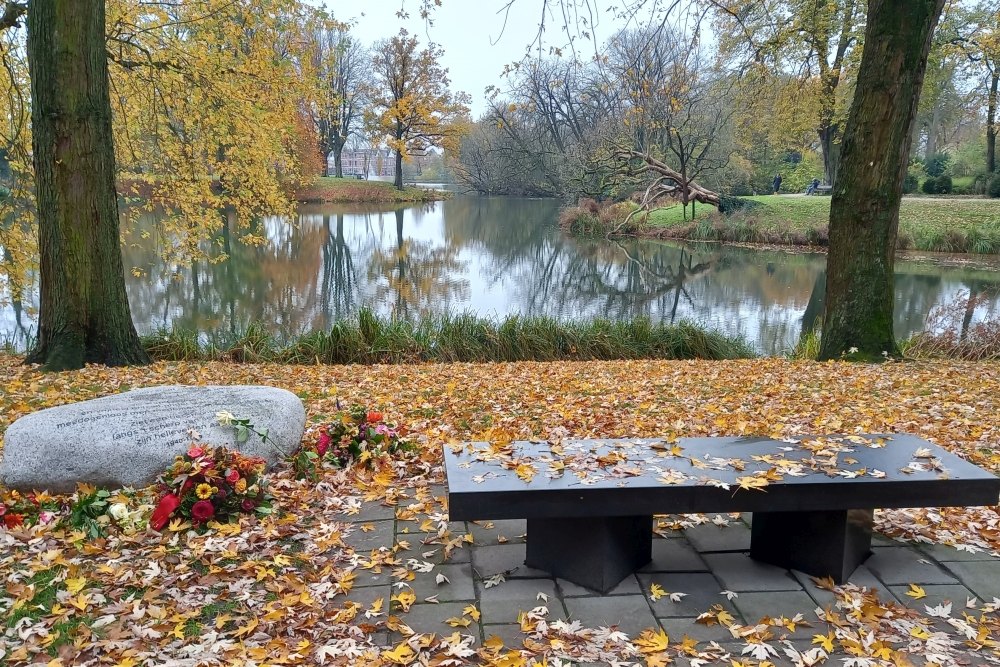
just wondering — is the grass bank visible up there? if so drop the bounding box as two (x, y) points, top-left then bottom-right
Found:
(294, 176), (448, 203)
(565, 195), (1000, 254)
(137, 310), (755, 363)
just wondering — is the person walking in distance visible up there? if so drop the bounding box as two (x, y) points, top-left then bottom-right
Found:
(772, 173), (782, 194)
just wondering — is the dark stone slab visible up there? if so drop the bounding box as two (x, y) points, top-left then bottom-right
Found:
(478, 578), (561, 624)
(658, 617), (738, 643)
(471, 544), (550, 579)
(638, 538), (708, 573)
(343, 520), (396, 553)
(939, 561), (1000, 600)
(393, 601), (480, 641)
(731, 591), (817, 626)
(702, 553), (802, 592)
(410, 563), (476, 603)
(524, 515), (652, 593)
(563, 595), (659, 636)
(888, 583), (976, 611)
(637, 572), (738, 619)
(919, 543), (1000, 562)
(685, 523), (751, 553)
(750, 509), (872, 583)
(864, 547), (958, 585)
(348, 501), (395, 522)
(445, 435), (1000, 520)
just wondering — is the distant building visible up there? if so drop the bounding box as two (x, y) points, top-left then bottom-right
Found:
(334, 148), (395, 179)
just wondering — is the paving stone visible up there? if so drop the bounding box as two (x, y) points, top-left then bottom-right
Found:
(471, 543), (550, 579)
(341, 585), (391, 615)
(731, 591), (817, 629)
(559, 574), (641, 597)
(409, 563), (476, 603)
(395, 520), (466, 538)
(469, 519), (527, 545)
(702, 553), (802, 592)
(349, 501), (395, 522)
(413, 541), (472, 565)
(343, 520), (396, 552)
(393, 601), (480, 641)
(563, 595), (659, 636)
(482, 624), (528, 650)
(919, 543), (1000, 562)
(478, 578), (561, 625)
(638, 572), (738, 619)
(864, 547), (958, 585)
(717, 640), (821, 667)
(791, 566), (895, 608)
(888, 583), (975, 611)
(639, 538), (709, 572)
(685, 523), (751, 553)
(351, 567), (395, 588)
(938, 561), (1000, 601)
(658, 616), (738, 643)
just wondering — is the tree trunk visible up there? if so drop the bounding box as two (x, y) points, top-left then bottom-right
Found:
(819, 0), (945, 362)
(394, 149), (403, 189)
(334, 145), (344, 178)
(25, 0), (149, 370)
(988, 69), (998, 173)
(819, 124), (841, 185)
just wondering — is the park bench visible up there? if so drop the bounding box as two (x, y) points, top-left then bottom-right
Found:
(444, 434), (1000, 593)
(809, 184), (833, 195)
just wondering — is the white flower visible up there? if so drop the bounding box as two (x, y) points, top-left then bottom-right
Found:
(848, 346), (858, 354)
(108, 503), (130, 522)
(216, 410), (236, 426)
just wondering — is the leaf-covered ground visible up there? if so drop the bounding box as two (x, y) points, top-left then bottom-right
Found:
(1, 356), (1000, 665)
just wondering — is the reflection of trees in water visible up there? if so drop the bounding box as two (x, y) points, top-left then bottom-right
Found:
(70, 198), (1000, 355)
(367, 209), (469, 319)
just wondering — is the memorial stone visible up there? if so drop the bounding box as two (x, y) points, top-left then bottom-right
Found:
(0, 385), (305, 492)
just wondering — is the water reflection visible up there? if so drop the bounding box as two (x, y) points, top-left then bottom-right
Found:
(2, 196), (1000, 355)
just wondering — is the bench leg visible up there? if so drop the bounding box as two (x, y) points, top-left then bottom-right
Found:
(524, 515), (652, 594)
(750, 509), (873, 583)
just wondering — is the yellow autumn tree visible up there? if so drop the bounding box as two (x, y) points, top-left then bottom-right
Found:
(368, 29), (470, 189)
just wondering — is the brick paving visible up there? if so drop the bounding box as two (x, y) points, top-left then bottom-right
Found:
(339, 489), (1000, 665)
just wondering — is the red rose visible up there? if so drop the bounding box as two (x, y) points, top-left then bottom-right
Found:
(241, 499), (256, 513)
(191, 500), (215, 523)
(366, 411), (383, 423)
(150, 493), (180, 531)
(316, 431), (331, 457)
(225, 469), (240, 483)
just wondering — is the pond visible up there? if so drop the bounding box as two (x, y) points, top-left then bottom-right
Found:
(2, 196), (999, 356)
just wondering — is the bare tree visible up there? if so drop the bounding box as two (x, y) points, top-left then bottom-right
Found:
(311, 25), (371, 177)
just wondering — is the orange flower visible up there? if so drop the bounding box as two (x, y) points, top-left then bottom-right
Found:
(366, 411), (383, 423)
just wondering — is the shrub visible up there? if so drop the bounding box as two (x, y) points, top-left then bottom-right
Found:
(921, 176), (939, 194)
(936, 174), (953, 194)
(902, 173), (918, 194)
(989, 175), (1000, 199)
(923, 151), (951, 177)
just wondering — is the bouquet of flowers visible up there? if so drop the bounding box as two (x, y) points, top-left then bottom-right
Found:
(150, 444), (273, 531)
(294, 406), (413, 480)
(0, 489), (60, 530)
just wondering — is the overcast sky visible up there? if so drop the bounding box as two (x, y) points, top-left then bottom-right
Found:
(307, 1), (637, 117)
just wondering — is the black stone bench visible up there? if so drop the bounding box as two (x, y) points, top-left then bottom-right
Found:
(444, 434), (1000, 593)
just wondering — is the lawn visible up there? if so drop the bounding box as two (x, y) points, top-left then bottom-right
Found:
(2, 356), (1000, 664)
(644, 195), (1000, 253)
(294, 176), (447, 204)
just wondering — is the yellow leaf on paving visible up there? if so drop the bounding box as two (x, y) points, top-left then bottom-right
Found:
(634, 628), (670, 654)
(392, 589), (416, 611)
(812, 631), (834, 652)
(905, 584), (926, 600)
(649, 583), (666, 601)
(445, 616), (471, 627)
(911, 626), (931, 639)
(382, 642), (417, 665)
(463, 604), (481, 621)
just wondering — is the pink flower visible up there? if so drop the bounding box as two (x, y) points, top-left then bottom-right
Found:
(0, 503), (6, 516)
(225, 469), (240, 483)
(191, 500), (215, 523)
(38, 511), (56, 525)
(187, 446), (205, 458)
